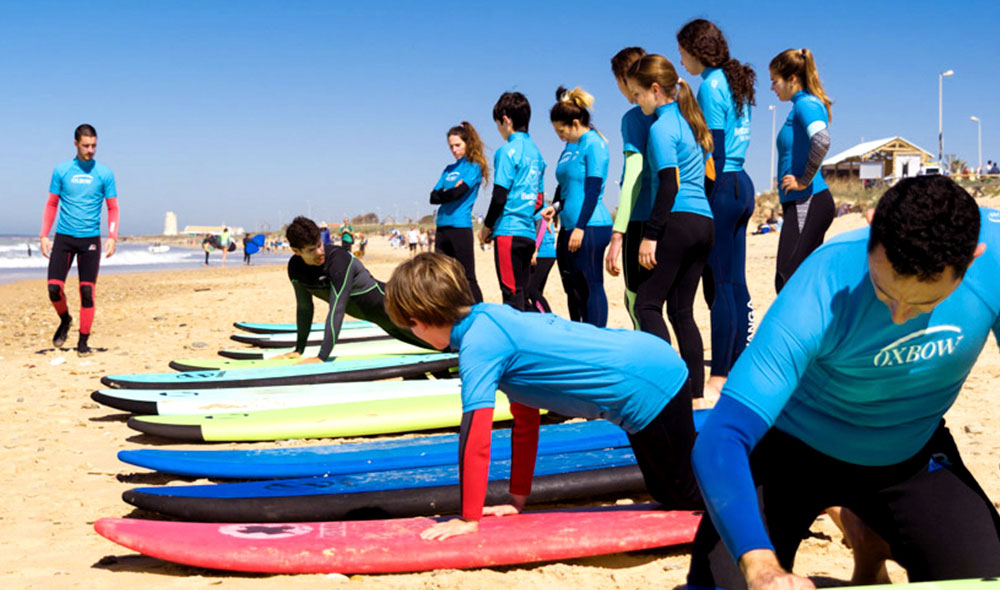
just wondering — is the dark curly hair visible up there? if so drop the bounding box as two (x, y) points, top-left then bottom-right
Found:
(676, 19), (756, 118)
(285, 216), (321, 250)
(868, 176), (980, 280)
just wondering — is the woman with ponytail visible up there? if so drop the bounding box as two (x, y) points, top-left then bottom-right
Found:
(677, 19), (756, 396)
(606, 46), (654, 328)
(545, 86), (613, 326)
(625, 54), (714, 402)
(430, 121), (489, 302)
(769, 48), (835, 292)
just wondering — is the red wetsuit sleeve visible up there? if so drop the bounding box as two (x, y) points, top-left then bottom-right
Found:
(41, 193), (59, 237)
(459, 407), (495, 521)
(106, 197), (120, 240)
(509, 402), (540, 496)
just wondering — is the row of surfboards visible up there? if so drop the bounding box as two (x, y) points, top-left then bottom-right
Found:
(93, 319), (704, 573)
(92, 321), (1000, 585)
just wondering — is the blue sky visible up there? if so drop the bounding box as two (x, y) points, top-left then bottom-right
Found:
(1, 0), (996, 235)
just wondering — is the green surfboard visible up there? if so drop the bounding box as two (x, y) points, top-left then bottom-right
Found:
(127, 393), (519, 442)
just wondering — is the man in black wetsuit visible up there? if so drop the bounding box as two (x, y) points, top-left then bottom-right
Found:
(282, 216), (431, 362)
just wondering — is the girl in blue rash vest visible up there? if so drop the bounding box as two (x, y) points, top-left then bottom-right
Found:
(677, 19), (758, 396)
(688, 176), (1000, 589)
(430, 121), (489, 303)
(770, 48), (835, 293)
(481, 92), (546, 311)
(526, 207), (557, 313)
(543, 86), (613, 326)
(606, 47), (654, 328)
(625, 54), (715, 401)
(384, 252), (702, 542)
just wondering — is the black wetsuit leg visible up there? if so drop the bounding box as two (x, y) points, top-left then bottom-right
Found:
(492, 235), (534, 311)
(633, 212), (714, 398)
(688, 423), (1000, 590)
(435, 226), (483, 303)
(775, 189), (834, 293)
(626, 379), (703, 510)
(706, 171), (756, 377)
(526, 256), (555, 313)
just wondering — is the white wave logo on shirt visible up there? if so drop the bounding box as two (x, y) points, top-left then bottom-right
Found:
(987, 211), (1000, 224)
(872, 325), (963, 367)
(71, 174), (94, 185)
(558, 150), (576, 165)
(445, 171), (461, 183)
(521, 165), (542, 200)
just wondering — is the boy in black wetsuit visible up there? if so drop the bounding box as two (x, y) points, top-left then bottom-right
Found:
(281, 216), (431, 362)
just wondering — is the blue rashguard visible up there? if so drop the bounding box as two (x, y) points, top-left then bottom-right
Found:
(433, 158), (482, 228)
(693, 210), (1000, 560)
(776, 91), (829, 203)
(492, 132), (546, 239)
(49, 158), (118, 238)
(554, 130), (612, 230)
(646, 103), (711, 218)
(452, 303), (688, 433)
(620, 106), (655, 222)
(698, 68), (751, 173)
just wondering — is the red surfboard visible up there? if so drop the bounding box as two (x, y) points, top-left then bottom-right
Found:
(95, 505), (701, 574)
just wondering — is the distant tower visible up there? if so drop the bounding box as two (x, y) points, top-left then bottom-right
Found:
(163, 212), (178, 236)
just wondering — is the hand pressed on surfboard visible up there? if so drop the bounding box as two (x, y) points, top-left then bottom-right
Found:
(740, 549), (815, 590)
(422, 494), (527, 541)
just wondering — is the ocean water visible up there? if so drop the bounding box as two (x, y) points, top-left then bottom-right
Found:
(0, 236), (289, 285)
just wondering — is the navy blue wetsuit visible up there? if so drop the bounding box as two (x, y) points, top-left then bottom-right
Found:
(698, 67), (756, 377)
(553, 129), (613, 326)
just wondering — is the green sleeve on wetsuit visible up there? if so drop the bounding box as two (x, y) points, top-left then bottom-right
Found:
(291, 280), (314, 355)
(318, 257), (358, 361)
(612, 151), (643, 234)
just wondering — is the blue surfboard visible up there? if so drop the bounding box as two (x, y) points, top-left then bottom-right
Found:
(122, 448), (648, 522)
(118, 411), (709, 479)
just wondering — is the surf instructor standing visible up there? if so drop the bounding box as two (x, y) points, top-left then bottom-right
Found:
(40, 124), (119, 356)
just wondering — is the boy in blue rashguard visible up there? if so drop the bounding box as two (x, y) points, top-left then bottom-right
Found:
(689, 176), (1000, 590)
(385, 252), (703, 541)
(481, 92), (546, 310)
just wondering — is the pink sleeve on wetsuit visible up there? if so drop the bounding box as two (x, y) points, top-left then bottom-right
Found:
(40, 193), (60, 237)
(508, 401), (541, 496)
(106, 197), (120, 239)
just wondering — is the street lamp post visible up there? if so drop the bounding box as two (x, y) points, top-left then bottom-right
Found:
(769, 105), (777, 190)
(938, 69), (954, 168)
(970, 116), (982, 174)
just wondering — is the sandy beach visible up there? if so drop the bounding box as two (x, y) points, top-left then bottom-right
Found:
(2, 204), (999, 589)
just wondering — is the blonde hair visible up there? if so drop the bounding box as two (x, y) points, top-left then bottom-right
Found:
(769, 48), (833, 121)
(626, 54), (713, 153)
(550, 86), (607, 142)
(385, 253), (474, 328)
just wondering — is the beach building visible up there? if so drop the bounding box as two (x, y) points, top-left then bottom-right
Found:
(822, 136), (934, 184)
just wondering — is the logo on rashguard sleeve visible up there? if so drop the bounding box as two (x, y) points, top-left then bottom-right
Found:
(872, 326), (964, 367)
